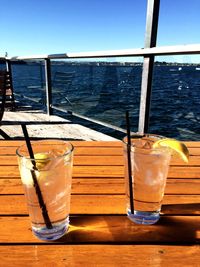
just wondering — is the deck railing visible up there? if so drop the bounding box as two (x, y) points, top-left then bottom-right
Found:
(1, 0), (200, 134)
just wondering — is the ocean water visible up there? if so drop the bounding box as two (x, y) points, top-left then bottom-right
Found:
(2, 62), (200, 140)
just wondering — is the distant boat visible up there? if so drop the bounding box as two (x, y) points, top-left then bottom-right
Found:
(195, 67), (200, 70)
(178, 67), (182, 71)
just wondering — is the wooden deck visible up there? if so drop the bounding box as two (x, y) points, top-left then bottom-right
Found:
(0, 140), (200, 266)
(0, 110), (118, 141)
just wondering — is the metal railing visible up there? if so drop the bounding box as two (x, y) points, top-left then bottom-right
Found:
(2, 0), (200, 134)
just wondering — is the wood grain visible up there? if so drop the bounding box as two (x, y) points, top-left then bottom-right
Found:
(0, 245), (199, 267)
(2, 178), (200, 195)
(1, 194), (200, 215)
(1, 154), (200, 166)
(0, 215), (200, 244)
(0, 165), (200, 179)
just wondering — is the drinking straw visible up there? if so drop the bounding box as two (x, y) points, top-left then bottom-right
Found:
(21, 124), (52, 229)
(125, 111), (134, 214)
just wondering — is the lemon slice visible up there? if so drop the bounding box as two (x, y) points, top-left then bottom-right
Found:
(20, 153), (50, 186)
(152, 138), (189, 163)
(34, 153), (50, 170)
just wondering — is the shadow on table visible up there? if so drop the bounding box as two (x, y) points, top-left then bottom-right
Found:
(161, 203), (200, 215)
(55, 205), (200, 244)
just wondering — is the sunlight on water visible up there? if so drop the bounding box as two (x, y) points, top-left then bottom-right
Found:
(2, 62), (199, 140)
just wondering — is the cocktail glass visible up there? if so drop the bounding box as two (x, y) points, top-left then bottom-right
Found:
(16, 140), (74, 240)
(123, 134), (171, 225)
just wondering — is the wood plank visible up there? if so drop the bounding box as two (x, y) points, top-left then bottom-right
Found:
(2, 154), (200, 166)
(0, 140), (199, 147)
(0, 215), (200, 244)
(70, 154), (200, 167)
(1, 195), (200, 215)
(0, 155), (17, 164)
(0, 140), (123, 147)
(183, 141), (200, 147)
(0, 146), (18, 155)
(0, 140), (200, 151)
(165, 179), (200, 194)
(0, 178), (23, 194)
(1, 148), (200, 163)
(0, 165), (20, 177)
(0, 165), (124, 178)
(0, 178), (126, 195)
(0, 195), (126, 215)
(0, 155), (124, 166)
(1, 165), (199, 179)
(1, 140), (199, 156)
(0, 145), (124, 156)
(73, 154), (200, 166)
(168, 166), (200, 178)
(187, 147), (200, 156)
(170, 155), (200, 166)
(73, 146), (124, 156)
(0, 245), (199, 266)
(2, 178), (200, 195)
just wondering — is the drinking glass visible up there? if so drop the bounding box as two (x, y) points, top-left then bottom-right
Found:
(16, 140), (74, 240)
(123, 134), (171, 225)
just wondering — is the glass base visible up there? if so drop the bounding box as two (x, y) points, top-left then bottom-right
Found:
(127, 209), (160, 225)
(32, 217), (69, 241)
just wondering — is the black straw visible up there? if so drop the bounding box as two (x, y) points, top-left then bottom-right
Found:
(21, 124), (52, 229)
(125, 111), (134, 214)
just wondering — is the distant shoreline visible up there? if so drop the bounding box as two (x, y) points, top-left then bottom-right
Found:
(0, 59), (200, 67)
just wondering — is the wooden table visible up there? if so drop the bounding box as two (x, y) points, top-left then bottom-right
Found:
(0, 140), (200, 266)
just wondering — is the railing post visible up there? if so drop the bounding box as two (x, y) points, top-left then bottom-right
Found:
(5, 59), (16, 111)
(138, 0), (160, 133)
(6, 59), (11, 72)
(44, 58), (52, 115)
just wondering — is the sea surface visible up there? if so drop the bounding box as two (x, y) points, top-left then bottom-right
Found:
(1, 62), (200, 140)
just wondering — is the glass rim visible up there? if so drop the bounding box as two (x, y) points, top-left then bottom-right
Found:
(122, 133), (170, 153)
(16, 139), (74, 160)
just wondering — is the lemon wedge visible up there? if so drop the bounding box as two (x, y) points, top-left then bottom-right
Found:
(20, 153), (50, 186)
(152, 138), (189, 163)
(34, 153), (50, 170)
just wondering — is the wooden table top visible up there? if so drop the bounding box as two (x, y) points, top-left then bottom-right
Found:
(0, 140), (200, 266)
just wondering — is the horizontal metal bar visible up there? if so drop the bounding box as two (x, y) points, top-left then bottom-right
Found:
(51, 105), (127, 134)
(14, 93), (41, 104)
(8, 44), (200, 61)
(9, 55), (48, 60)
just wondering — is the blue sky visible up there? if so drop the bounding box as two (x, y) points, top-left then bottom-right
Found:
(1, 0), (200, 62)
